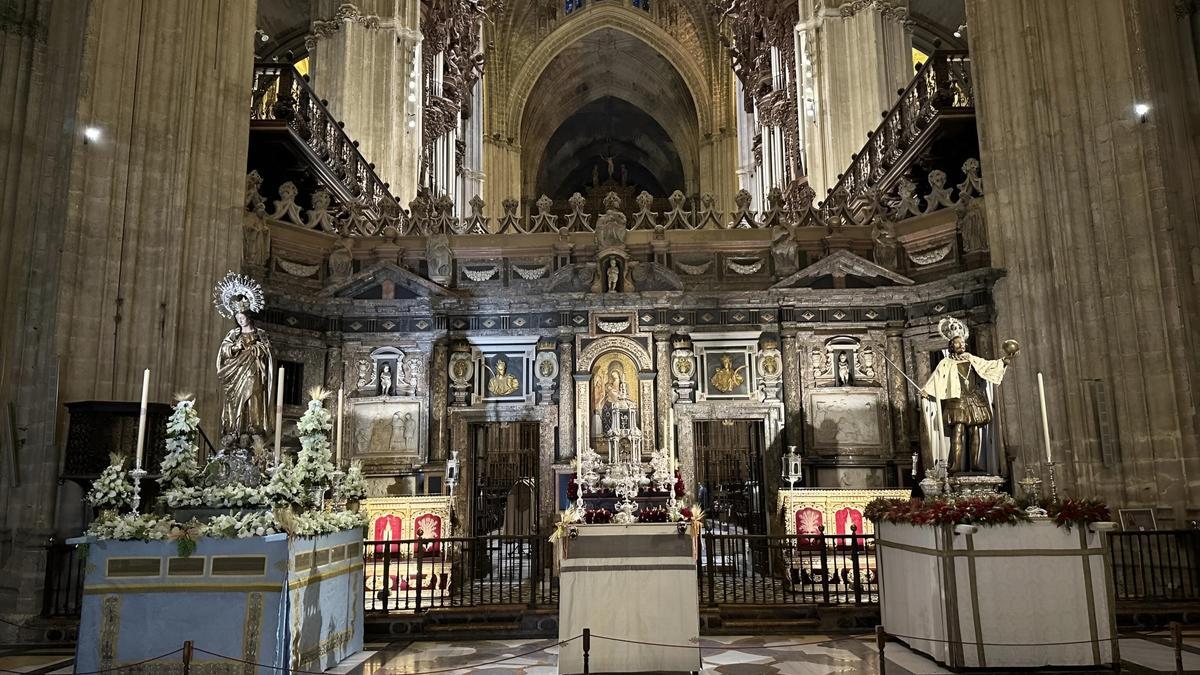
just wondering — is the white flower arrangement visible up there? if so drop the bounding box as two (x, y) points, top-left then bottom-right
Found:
(158, 396), (200, 490)
(338, 461), (367, 502)
(262, 456), (305, 506)
(163, 485), (205, 509)
(205, 511), (280, 539)
(293, 388), (335, 506)
(289, 509), (367, 537)
(201, 483), (270, 509)
(87, 453), (134, 510)
(87, 512), (171, 541)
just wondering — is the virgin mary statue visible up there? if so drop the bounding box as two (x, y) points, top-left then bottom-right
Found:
(214, 273), (274, 440)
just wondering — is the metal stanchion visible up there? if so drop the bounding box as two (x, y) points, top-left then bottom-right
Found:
(582, 628), (592, 675)
(1171, 621), (1184, 675)
(182, 640), (193, 675)
(876, 626), (887, 675)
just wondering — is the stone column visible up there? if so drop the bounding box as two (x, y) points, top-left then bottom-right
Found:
(967, 0), (1200, 520)
(653, 332), (673, 451)
(0, 0), (90, 636)
(51, 0), (254, 440)
(780, 330), (804, 453)
(428, 338), (449, 461)
(556, 337), (575, 460)
(307, 0), (422, 205)
(801, 0), (912, 196)
(0, 0), (256, 633)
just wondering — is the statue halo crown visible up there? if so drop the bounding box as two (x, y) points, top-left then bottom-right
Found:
(938, 317), (970, 342)
(213, 272), (265, 319)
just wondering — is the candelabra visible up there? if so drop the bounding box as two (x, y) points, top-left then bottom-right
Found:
(1017, 467), (1047, 517)
(129, 468), (148, 514)
(329, 467), (346, 511)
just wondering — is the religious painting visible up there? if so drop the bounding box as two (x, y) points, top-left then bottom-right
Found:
(354, 400), (423, 458)
(590, 351), (640, 436)
(1118, 508), (1157, 532)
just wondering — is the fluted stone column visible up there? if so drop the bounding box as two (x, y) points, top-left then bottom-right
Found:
(307, 0), (422, 205)
(800, 0), (913, 197)
(0, 0), (89, 636)
(968, 0), (1200, 520)
(54, 0), (255, 441)
(0, 0), (256, 633)
(653, 332), (673, 452)
(429, 339), (449, 461)
(780, 331), (804, 453)
(556, 338), (575, 460)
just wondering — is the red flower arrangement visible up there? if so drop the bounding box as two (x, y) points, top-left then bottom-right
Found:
(635, 507), (669, 523)
(865, 496), (1029, 527)
(1046, 498), (1110, 530)
(583, 508), (613, 524)
(680, 506), (694, 520)
(867, 495), (1112, 530)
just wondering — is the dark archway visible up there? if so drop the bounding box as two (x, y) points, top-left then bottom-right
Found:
(535, 97), (684, 200)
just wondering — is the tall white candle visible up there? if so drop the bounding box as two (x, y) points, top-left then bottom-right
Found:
(274, 366), (285, 464)
(134, 368), (150, 469)
(1037, 372), (1053, 463)
(336, 387), (344, 466)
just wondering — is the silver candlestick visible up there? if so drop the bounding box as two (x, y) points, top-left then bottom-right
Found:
(1047, 461), (1059, 504)
(129, 468), (148, 514)
(330, 469), (346, 511)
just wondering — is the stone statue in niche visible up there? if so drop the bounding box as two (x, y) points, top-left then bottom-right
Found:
(380, 363), (393, 396)
(771, 225), (799, 277)
(835, 352), (852, 386)
(872, 220), (899, 270)
(486, 357), (520, 396)
(606, 258), (620, 292)
(594, 192), (627, 251)
(426, 234), (452, 284)
(243, 213), (271, 267)
(329, 239), (353, 280)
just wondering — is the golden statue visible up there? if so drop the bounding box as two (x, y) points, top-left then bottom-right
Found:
(213, 274), (273, 442)
(710, 354), (746, 393)
(487, 358), (520, 396)
(921, 318), (1018, 473)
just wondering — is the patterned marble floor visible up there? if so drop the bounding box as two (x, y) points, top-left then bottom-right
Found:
(2, 630), (1198, 674)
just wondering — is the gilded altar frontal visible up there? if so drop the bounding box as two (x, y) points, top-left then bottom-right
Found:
(2, 0), (1200, 668)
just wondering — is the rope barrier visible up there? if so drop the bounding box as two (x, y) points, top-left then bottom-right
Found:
(589, 632), (872, 651)
(194, 635), (580, 675)
(880, 630), (1120, 647)
(68, 648), (184, 675)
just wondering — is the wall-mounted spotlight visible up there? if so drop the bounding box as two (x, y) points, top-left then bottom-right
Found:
(953, 23), (966, 38)
(1134, 102), (1151, 123)
(83, 126), (102, 143)
(255, 29), (270, 43)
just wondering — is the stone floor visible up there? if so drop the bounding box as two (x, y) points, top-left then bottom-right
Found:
(1, 630), (1197, 673)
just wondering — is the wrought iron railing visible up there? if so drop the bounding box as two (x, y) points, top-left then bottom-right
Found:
(363, 535), (554, 613)
(41, 539), (85, 618)
(829, 50), (974, 204)
(1109, 530), (1200, 603)
(699, 528), (878, 606)
(250, 63), (400, 219)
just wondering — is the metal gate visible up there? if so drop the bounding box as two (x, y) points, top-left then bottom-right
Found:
(694, 419), (767, 536)
(467, 421), (547, 604)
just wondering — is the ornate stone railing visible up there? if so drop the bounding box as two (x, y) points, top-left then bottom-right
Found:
(250, 63), (401, 220)
(245, 158), (984, 240)
(830, 50), (974, 203)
